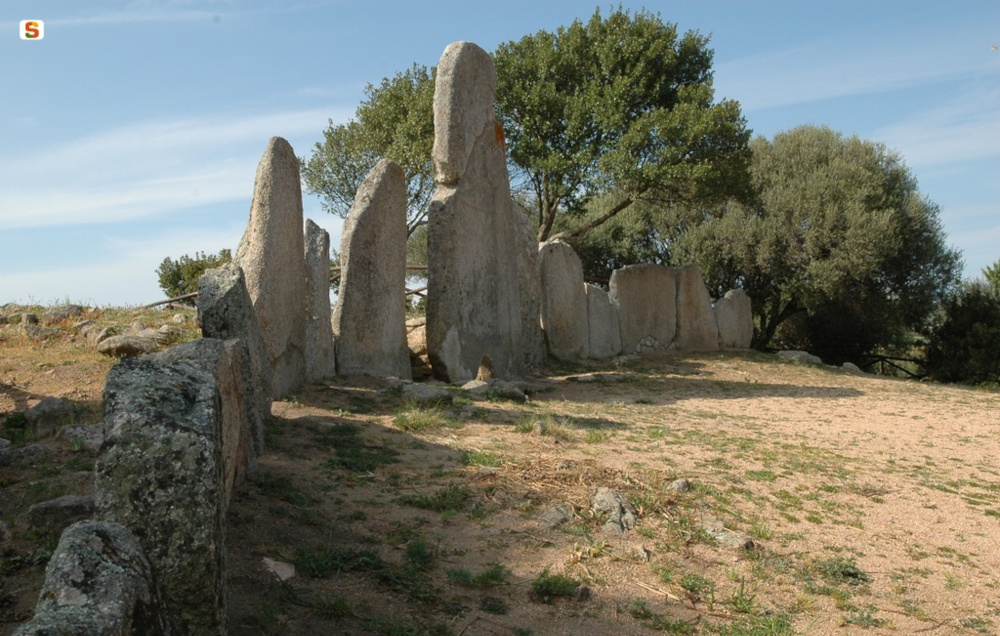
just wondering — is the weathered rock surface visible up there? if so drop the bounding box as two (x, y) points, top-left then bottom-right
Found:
(673, 265), (719, 351)
(12, 521), (172, 636)
(97, 335), (161, 358)
(778, 350), (824, 365)
(148, 338), (258, 500)
(461, 379), (527, 403)
(234, 136), (307, 399)
(23, 324), (62, 341)
(714, 289), (753, 349)
(332, 159), (411, 379)
(198, 262), (270, 454)
(427, 41), (544, 382)
(0, 443), (56, 466)
(539, 240), (589, 360)
(585, 283), (622, 359)
(96, 356), (228, 635)
(25, 396), (74, 438)
(842, 362), (864, 374)
(610, 264), (677, 355)
(28, 495), (95, 534)
(41, 304), (84, 325)
(304, 219), (337, 382)
(591, 487), (637, 533)
(400, 383), (453, 406)
(59, 423), (105, 453)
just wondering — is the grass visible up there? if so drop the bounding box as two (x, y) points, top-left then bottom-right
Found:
(530, 568), (580, 603)
(397, 484), (472, 512)
(316, 423), (399, 472)
(446, 562), (511, 588)
(393, 406), (455, 432)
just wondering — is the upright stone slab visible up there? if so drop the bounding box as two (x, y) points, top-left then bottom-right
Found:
(13, 521), (172, 636)
(585, 283), (622, 359)
(304, 220), (337, 382)
(715, 289), (753, 348)
(427, 41), (544, 382)
(539, 240), (588, 360)
(149, 338), (255, 502)
(610, 264), (677, 355)
(332, 159), (411, 379)
(198, 262), (269, 455)
(673, 265), (720, 351)
(234, 136), (307, 399)
(96, 357), (227, 636)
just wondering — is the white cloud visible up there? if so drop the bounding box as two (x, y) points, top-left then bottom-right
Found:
(0, 107), (351, 230)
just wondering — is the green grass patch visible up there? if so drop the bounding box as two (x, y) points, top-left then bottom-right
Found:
(398, 484), (472, 512)
(446, 562), (511, 588)
(460, 450), (504, 467)
(394, 407), (455, 432)
(530, 568), (579, 603)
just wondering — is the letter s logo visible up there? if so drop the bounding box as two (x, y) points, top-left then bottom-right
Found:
(20, 20), (44, 40)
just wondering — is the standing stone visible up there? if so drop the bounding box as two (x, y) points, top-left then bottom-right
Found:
(234, 136), (307, 399)
(610, 264), (677, 355)
(585, 283), (622, 359)
(198, 263), (269, 456)
(714, 289), (753, 348)
(539, 240), (588, 360)
(12, 521), (172, 636)
(673, 265), (719, 351)
(332, 159), (411, 379)
(427, 41), (544, 382)
(96, 357), (227, 636)
(148, 338), (257, 501)
(304, 220), (337, 382)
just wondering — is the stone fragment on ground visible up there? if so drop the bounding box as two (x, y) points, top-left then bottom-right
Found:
(0, 443), (56, 466)
(59, 424), (105, 452)
(22, 324), (62, 342)
(400, 383), (453, 405)
(777, 350), (824, 365)
(591, 487), (637, 533)
(40, 304), (84, 325)
(97, 334), (161, 358)
(27, 495), (95, 534)
(25, 396), (74, 438)
(539, 503), (574, 530)
(461, 379), (527, 402)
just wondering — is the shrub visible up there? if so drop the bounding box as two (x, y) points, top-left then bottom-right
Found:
(924, 280), (1000, 385)
(155, 249), (232, 300)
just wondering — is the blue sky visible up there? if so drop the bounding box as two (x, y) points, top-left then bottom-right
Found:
(2, 0), (997, 306)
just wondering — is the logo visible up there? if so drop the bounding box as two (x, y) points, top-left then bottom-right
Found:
(20, 20), (44, 40)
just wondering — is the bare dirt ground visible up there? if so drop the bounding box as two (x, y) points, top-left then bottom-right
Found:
(2, 304), (999, 635)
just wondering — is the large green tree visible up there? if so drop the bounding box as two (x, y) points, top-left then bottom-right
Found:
(494, 7), (753, 242)
(672, 125), (962, 354)
(300, 64), (435, 237)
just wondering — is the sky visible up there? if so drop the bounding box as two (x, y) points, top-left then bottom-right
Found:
(1, 0), (998, 307)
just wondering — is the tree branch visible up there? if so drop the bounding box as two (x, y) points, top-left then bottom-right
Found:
(548, 195), (635, 242)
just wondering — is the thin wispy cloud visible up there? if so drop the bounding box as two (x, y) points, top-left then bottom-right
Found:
(0, 107), (351, 230)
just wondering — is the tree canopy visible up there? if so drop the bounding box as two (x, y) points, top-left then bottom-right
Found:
(300, 64), (435, 237)
(670, 125), (962, 354)
(494, 7), (752, 242)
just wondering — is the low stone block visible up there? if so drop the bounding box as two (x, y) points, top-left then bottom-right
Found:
(609, 264), (677, 355)
(585, 283), (621, 359)
(28, 495), (95, 534)
(714, 289), (753, 349)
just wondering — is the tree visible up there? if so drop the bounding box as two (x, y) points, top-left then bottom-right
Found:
(301, 64), (435, 238)
(671, 125), (963, 353)
(156, 249), (232, 300)
(983, 258), (1000, 293)
(493, 7), (753, 243)
(924, 280), (1000, 384)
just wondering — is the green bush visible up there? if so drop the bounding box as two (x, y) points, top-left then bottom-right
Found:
(155, 249), (232, 300)
(924, 281), (1000, 385)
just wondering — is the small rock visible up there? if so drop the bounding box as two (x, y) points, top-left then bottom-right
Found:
(591, 487), (637, 533)
(28, 495), (95, 534)
(22, 324), (62, 341)
(571, 374), (598, 383)
(59, 424), (105, 452)
(0, 438), (10, 450)
(0, 443), (56, 466)
(171, 313), (188, 325)
(41, 304), (84, 325)
(777, 350), (823, 365)
(25, 397), (75, 439)
(573, 585), (592, 602)
(669, 479), (692, 493)
(539, 503), (573, 529)
(462, 379), (526, 403)
(0, 520), (10, 544)
(22, 313), (39, 325)
(97, 334), (161, 357)
(262, 557), (296, 581)
(842, 362), (864, 374)
(400, 383), (453, 405)
(698, 519), (756, 551)
(95, 326), (117, 344)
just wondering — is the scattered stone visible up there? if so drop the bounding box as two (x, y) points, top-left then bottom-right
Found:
(698, 518), (756, 551)
(11, 521), (172, 636)
(304, 219), (337, 382)
(539, 504), (573, 529)
(462, 379), (527, 402)
(570, 374), (598, 383)
(23, 324), (62, 341)
(591, 487), (637, 533)
(234, 136), (308, 400)
(777, 350), (824, 366)
(22, 313), (39, 325)
(673, 265), (719, 351)
(427, 41), (544, 382)
(714, 289), (753, 349)
(332, 159), (411, 379)
(96, 356), (229, 635)
(94, 326), (117, 344)
(610, 264), (677, 356)
(41, 304), (84, 325)
(25, 396), (75, 438)
(400, 383), (453, 406)
(198, 262), (271, 454)
(668, 479), (692, 493)
(842, 362), (864, 374)
(476, 356), (494, 381)
(171, 313), (188, 325)
(28, 495), (95, 534)
(585, 283), (622, 359)
(539, 239), (589, 360)
(0, 443), (56, 466)
(97, 334), (161, 357)
(262, 557), (296, 582)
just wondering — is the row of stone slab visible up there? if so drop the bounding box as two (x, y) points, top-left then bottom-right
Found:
(539, 240), (753, 360)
